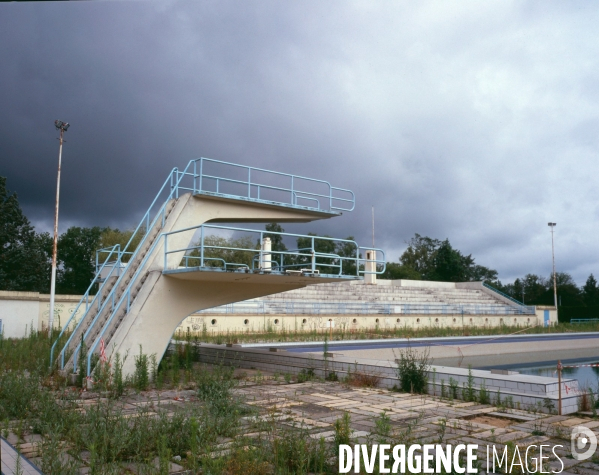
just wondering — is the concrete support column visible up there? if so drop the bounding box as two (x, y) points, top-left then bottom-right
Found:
(364, 250), (377, 285)
(261, 237), (272, 271)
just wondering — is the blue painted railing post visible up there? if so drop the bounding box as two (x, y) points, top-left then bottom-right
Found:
(248, 167), (251, 199)
(164, 234), (168, 270)
(291, 176), (294, 204)
(193, 160), (197, 194)
(199, 158), (203, 193)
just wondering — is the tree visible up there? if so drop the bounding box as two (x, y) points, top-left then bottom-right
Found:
(334, 236), (359, 275)
(189, 235), (257, 269)
(398, 234), (441, 279)
(56, 226), (104, 294)
(99, 227), (144, 263)
(554, 272), (583, 307)
(296, 233), (337, 274)
(504, 278), (525, 303)
(468, 264), (499, 283)
(521, 274), (549, 305)
(263, 223), (288, 253)
(395, 234), (499, 283)
(0, 177), (51, 292)
(430, 240), (472, 282)
(582, 274), (599, 307)
(381, 262), (421, 280)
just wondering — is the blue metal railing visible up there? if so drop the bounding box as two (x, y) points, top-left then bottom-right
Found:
(183, 158), (355, 213)
(85, 228), (384, 375)
(95, 247), (133, 275)
(196, 301), (537, 316)
(65, 162), (197, 372)
(49, 244), (122, 367)
(483, 282), (533, 310)
(571, 318), (599, 324)
(163, 223), (385, 277)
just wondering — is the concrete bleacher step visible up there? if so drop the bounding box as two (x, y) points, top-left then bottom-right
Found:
(236, 280), (523, 316)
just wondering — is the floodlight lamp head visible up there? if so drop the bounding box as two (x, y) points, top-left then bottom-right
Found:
(54, 120), (70, 131)
(548, 222), (556, 227)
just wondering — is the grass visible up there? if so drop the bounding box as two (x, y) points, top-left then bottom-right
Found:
(2, 322), (598, 473)
(0, 329), (401, 474)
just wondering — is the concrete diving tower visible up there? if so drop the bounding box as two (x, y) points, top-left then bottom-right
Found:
(51, 158), (385, 378)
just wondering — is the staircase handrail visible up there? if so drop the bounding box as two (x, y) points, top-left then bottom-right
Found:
(67, 164), (193, 372)
(95, 247), (133, 273)
(84, 231), (167, 375)
(82, 164), (197, 375)
(49, 244), (121, 367)
(483, 282), (532, 309)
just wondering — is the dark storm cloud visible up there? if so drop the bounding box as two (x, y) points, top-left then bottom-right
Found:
(1, 0), (598, 284)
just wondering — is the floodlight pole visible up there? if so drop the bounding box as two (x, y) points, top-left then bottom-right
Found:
(548, 223), (558, 316)
(49, 121), (69, 336)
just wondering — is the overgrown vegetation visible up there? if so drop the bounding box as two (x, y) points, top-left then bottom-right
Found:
(0, 329), (408, 474)
(393, 346), (431, 394)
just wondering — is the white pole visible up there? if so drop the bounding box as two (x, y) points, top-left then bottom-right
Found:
(551, 226), (558, 309)
(548, 222), (558, 320)
(48, 127), (65, 336)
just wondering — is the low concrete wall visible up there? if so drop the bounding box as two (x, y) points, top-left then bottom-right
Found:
(176, 313), (542, 334)
(0, 290), (557, 338)
(0, 291), (84, 337)
(195, 343), (580, 414)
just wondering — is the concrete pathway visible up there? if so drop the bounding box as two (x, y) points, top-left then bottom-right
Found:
(1, 437), (43, 475)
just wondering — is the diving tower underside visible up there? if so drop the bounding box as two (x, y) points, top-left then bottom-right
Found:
(51, 158), (384, 379)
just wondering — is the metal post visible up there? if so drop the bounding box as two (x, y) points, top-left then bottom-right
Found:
(311, 236), (315, 273)
(200, 226), (205, 267)
(193, 160), (197, 194)
(199, 158), (203, 192)
(248, 167), (251, 198)
(557, 360), (562, 415)
(548, 223), (558, 319)
(49, 121), (69, 336)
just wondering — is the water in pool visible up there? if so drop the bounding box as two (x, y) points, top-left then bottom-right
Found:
(499, 359), (599, 390)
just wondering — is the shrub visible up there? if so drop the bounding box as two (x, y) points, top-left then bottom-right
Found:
(296, 368), (316, 383)
(479, 382), (490, 404)
(448, 378), (459, 400)
(333, 412), (352, 449)
(133, 345), (149, 392)
(393, 346), (431, 394)
(346, 372), (380, 388)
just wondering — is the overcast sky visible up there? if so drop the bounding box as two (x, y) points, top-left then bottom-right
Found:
(1, 1), (598, 285)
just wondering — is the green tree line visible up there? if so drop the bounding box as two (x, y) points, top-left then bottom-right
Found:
(381, 233), (599, 308)
(1, 177), (142, 294)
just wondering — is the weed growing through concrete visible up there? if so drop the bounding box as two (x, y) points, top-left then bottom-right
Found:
(393, 345), (431, 394)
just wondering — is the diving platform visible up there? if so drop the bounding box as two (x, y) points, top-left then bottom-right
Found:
(50, 158), (384, 378)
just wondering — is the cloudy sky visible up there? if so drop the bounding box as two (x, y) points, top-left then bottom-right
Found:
(1, 1), (598, 285)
